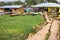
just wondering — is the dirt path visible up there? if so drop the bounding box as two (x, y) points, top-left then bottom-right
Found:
(28, 20), (59, 40)
(28, 23), (51, 40)
(48, 20), (59, 40)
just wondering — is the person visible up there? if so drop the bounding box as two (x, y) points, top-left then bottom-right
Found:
(25, 8), (30, 14)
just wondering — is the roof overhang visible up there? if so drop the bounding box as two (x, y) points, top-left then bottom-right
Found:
(0, 5), (23, 8)
(31, 3), (60, 8)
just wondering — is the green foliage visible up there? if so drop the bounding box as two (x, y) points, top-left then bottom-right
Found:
(0, 1), (25, 5)
(48, 0), (57, 3)
(35, 0), (44, 4)
(5, 1), (24, 5)
(0, 15), (45, 40)
(5, 2), (12, 5)
(0, 0), (58, 6)
(0, 2), (5, 6)
(12, 1), (24, 5)
(25, 0), (43, 6)
(25, 0), (37, 6)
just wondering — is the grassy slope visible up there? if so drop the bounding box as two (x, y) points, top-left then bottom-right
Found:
(0, 15), (45, 40)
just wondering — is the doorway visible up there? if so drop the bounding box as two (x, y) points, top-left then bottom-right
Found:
(4, 8), (12, 12)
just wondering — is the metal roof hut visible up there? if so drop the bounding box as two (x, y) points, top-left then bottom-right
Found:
(31, 3), (60, 12)
(31, 3), (60, 7)
(0, 5), (24, 15)
(31, 3), (60, 18)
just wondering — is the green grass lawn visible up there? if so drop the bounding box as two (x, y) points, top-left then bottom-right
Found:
(0, 15), (45, 40)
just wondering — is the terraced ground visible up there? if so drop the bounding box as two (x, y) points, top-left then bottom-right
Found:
(28, 20), (60, 40)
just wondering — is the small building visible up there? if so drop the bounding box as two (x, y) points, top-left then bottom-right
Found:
(31, 3), (60, 13)
(31, 3), (60, 18)
(0, 5), (24, 15)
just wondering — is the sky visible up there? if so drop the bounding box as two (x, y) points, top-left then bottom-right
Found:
(0, 0), (25, 2)
(57, 0), (60, 2)
(0, 0), (60, 2)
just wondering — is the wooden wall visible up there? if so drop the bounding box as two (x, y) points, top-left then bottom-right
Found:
(12, 7), (24, 15)
(0, 8), (4, 12)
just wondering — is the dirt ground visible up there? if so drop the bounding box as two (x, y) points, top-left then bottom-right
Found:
(28, 20), (60, 40)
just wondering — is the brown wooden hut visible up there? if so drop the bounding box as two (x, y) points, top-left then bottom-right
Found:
(0, 5), (24, 15)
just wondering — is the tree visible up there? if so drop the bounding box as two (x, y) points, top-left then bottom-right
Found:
(5, 2), (12, 5)
(11, 1), (24, 5)
(35, 0), (44, 4)
(5, 1), (24, 5)
(48, 0), (57, 3)
(0, 2), (5, 6)
(28, 0), (36, 5)
(25, 0), (37, 6)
